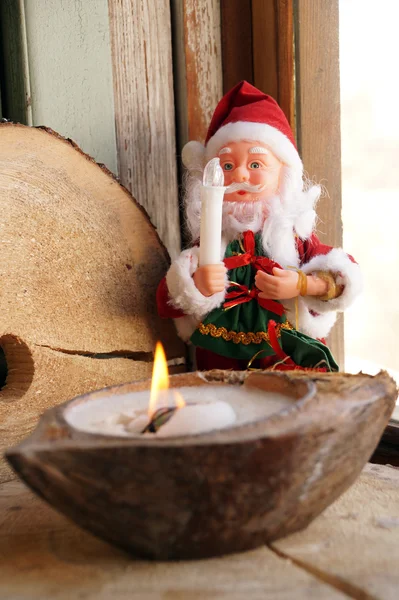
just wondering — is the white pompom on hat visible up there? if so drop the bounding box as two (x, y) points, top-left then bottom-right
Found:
(181, 140), (205, 171)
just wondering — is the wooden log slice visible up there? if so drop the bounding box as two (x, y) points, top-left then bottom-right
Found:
(0, 123), (184, 481)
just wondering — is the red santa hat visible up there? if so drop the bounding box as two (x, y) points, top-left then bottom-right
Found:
(182, 80), (303, 181)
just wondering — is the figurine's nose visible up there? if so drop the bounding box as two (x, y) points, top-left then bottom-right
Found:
(234, 166), (249, 181)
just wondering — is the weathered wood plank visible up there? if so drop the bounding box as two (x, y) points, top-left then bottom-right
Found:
(0, 480), (347, 599)
(295, 0), (342, 248)
(252, 0), (294, 130)
(108, 0), (181, 259)
(295, 0), (343, 363)
(220, 0), (253, 93)
(221, 0), (294, 129)
(171, 0), (223, 146)
(183, 0), (223, 143)
(276, 0), (295, 132)
(252, 0), (279, 98)
(274, 463), (399, 600)
(170, 0), (222, 251)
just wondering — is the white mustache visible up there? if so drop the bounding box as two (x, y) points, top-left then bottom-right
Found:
(225, 182), (265, 194)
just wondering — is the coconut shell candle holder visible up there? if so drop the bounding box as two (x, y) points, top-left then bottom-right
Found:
(6, 369), (396, 560)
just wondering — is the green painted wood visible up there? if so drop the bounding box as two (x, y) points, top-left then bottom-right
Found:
(20, 0), (117, 172)
(0, 0), (29, 124)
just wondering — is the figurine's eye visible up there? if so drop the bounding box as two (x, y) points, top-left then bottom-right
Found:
(249, 161), (261, 169)
(223, 163), (234, 171)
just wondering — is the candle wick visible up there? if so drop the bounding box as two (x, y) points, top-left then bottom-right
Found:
(141, 406), (177, 434)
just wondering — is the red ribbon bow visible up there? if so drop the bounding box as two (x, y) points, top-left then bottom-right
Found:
(224, 230), (282, 273)
(223, 231), (285, 316)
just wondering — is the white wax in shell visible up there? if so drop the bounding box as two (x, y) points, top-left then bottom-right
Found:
(65, 385), (295, 438)
(156, 401), (236, 437)
(199, 185), (226, 266)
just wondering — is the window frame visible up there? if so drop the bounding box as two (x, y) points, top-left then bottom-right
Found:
(220, 0), (343, 364)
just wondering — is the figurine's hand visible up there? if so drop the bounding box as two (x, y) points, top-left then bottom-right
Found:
(255, 268), (300, 300)
(193, 265), (227, 297)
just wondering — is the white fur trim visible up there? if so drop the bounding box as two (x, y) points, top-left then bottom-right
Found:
(173, 315), (199, 342)
(182, 141), (205, 170)
(283, 248), (362, 339)
(205, 121), (303, 176)
(300, 248), (363, 314)
(284, 298), (337, 339)
(165, 247), (228, 322)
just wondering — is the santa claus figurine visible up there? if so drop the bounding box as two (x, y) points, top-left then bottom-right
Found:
(157, 81), (362, 371)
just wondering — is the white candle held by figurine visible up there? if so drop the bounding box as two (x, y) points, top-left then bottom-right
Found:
(199, 158), (226, 266)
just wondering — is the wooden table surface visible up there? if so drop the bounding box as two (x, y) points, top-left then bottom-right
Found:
(1, 463), (398, 600)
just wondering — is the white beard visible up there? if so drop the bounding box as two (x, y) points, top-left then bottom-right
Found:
(221, 199), (270, 240)
(183, 168), (320, 258)
(184, 174), (271, 243)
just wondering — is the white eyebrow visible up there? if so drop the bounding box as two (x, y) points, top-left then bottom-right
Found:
(218, 147), (232, 155)
(249, 146), (269, 154)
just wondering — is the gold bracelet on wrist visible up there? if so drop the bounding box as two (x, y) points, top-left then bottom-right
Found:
(296, 270), (308, 296)
(313, 270), (337, 301)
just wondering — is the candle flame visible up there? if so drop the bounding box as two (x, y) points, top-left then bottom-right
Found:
(174, 390), (186, 409)
(149, 342), (186, 417)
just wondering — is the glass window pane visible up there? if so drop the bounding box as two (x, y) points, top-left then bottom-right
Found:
(340, 0), (399, 393)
